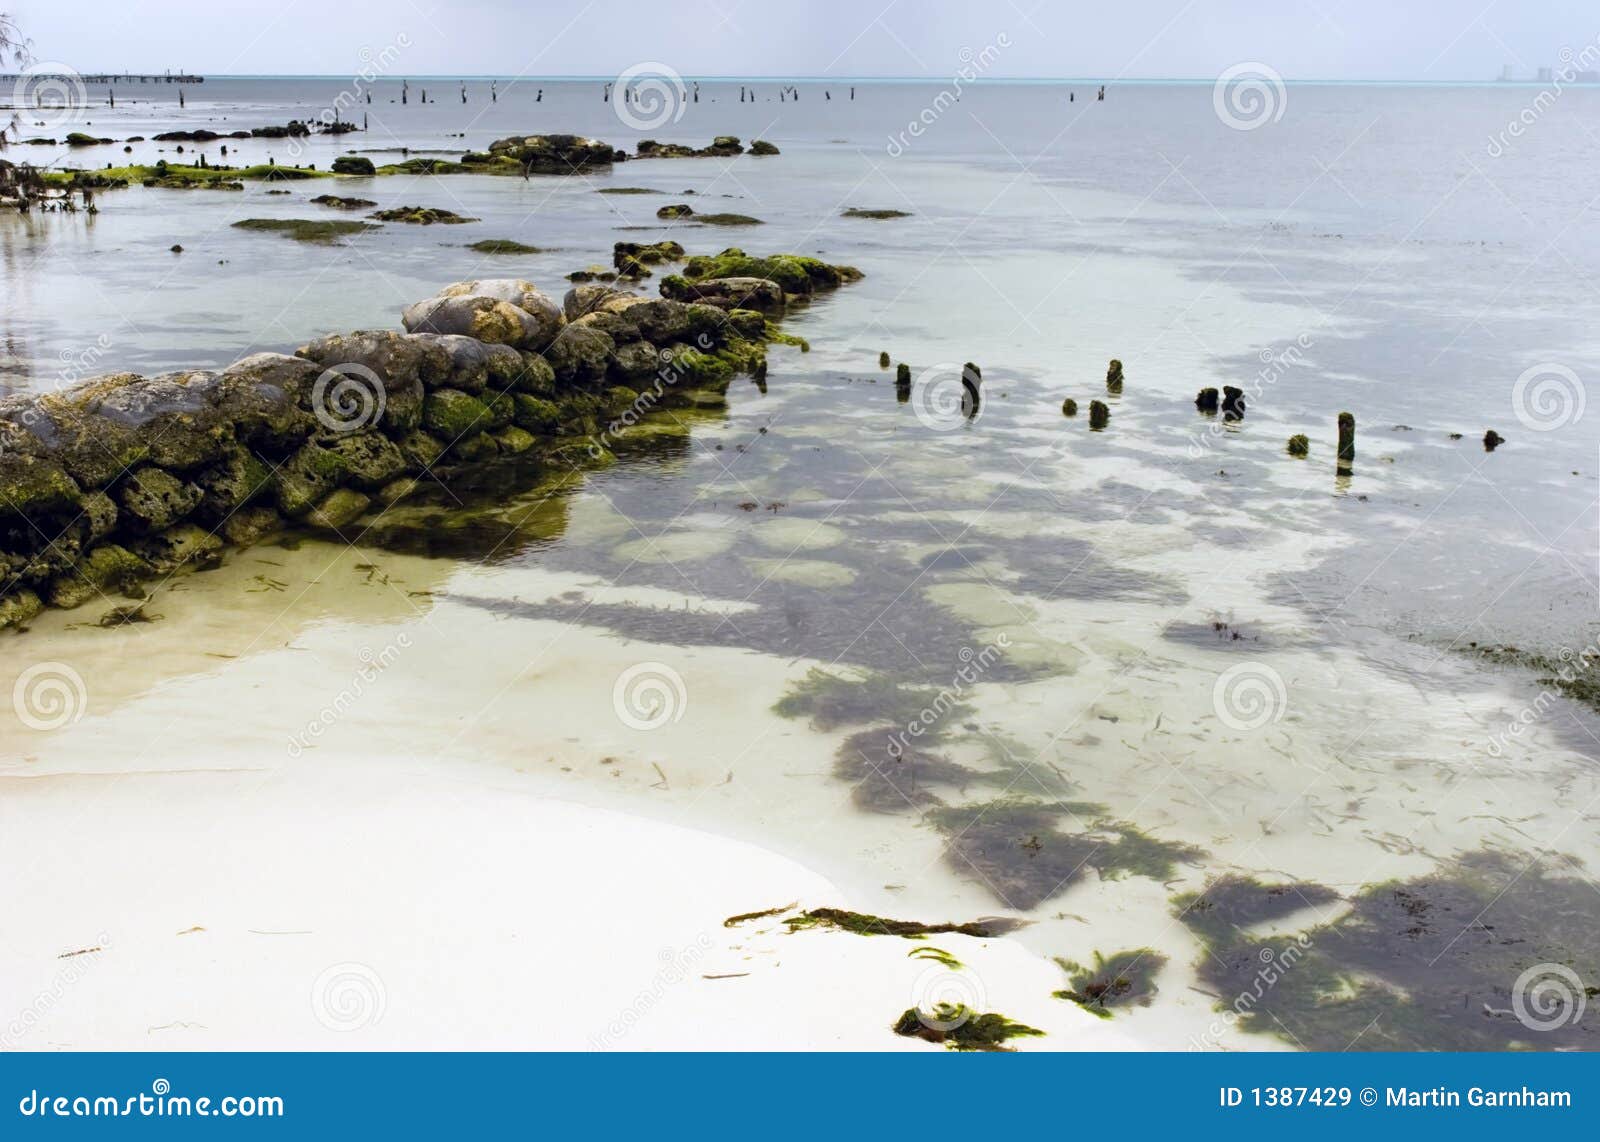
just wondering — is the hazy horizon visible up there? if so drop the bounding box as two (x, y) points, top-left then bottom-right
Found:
(4, 0), (1594, 84)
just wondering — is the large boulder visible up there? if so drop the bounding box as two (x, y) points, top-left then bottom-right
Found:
(434, 279), (564, 348)
(213, 353), (319, 448)
(400, 295), (545, 349)
(563, 284), (632, 321)
(540, 325), (614, 384)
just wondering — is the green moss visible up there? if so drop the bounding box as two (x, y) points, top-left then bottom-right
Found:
(511, 395), (562, 435)
(595, 186), (662, 195)
(661, 344), (733, 385)
(368, 205), (478, 225)
(784, 907), (1022, 939)
(423, 389), (492, 439)
(468, 238), (543, 254)
(681, 247), (862, 295)
(843, 207), (912, 219)
(47, 544), (151, 609)
(376, 157), (475, 175)
(232, 218), (375, 244)
(330, 155), (376, 175)
(1053, 949), (1167, 1016)
(46, 163), (325, 189)
(892, 1005), (1044, 1051)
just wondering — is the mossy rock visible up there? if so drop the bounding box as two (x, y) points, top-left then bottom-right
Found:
(48, 544), (151, 609)
(117, 467), (203, 532)
(842, 207), (910, 219)
(322, 431), (406, 490)
(512, 354), (557, 395)
(368, 205), (478, 225)
(1287, 433), (1310, 457)
(681, 247), (862, 295)
(423, 389), (493, 439)
(330, 155), (376, 176)
(397, 431), (448, 470)
(749, 139), (780, 156)
(219, 506), (282, 548)
(0, 455), (83, 520)
(511, 395), (562, 434)
(0, 588), (45, 630)
(304, 488), (372, 530)
(468, 239), (542, 254)
(132, 524), (224, 573)
(193, 447), (273, 521)
(491, 425), (537, 454)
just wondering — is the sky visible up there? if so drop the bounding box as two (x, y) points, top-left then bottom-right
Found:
(4, 0), (1594, 81)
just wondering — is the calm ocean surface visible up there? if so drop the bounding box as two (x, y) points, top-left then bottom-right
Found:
(4, 78), (1598, 1048)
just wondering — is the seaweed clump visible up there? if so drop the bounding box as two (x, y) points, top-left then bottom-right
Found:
(843, 207), (911, 219)
(784, 907), (1024, 939)
(892, 1005), (1044, 1051)
(1053, 949), (1168, 1017)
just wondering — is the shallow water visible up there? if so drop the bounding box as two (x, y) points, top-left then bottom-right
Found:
(4, 79), (1599, 1050)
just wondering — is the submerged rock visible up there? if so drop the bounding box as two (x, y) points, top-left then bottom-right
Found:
(1195, 386), (1219, 413)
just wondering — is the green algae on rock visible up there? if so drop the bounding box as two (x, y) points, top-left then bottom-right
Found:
(311, 194), (378, 209)
(842, 207), (911, 219)
(468, 239), (543, 255)
(368, 205), (478, 225)
(679, 247), (862, 298)
(330, 155), (376, 176)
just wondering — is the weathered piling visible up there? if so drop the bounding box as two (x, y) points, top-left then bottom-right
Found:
(1287, 434), (1309, 457)
(1088, 400), (1109, 430)
(1062, 398), (1078, 417)
(1195, 387), (1219, 413)
(1484, 429), (1504, 452)
(1106, 358), (1123, 394)
(1337, 411), (1356, 468)
(1221, 386), (1246, 420)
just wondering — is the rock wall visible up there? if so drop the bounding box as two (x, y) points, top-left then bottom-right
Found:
(0, 277), (775, 631)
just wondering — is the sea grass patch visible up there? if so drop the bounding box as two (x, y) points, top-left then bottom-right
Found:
(926, 800), (1205, 910)
(1053, 949), (1168, 1017)
(1175, 853), (1600, 1050)
(231, 218), (376, 243)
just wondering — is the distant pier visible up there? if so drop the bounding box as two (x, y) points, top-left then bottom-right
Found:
(0, 71), (205, 84)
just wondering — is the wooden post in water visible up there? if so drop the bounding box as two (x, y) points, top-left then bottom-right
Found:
(1337, 411), (1355, 471)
